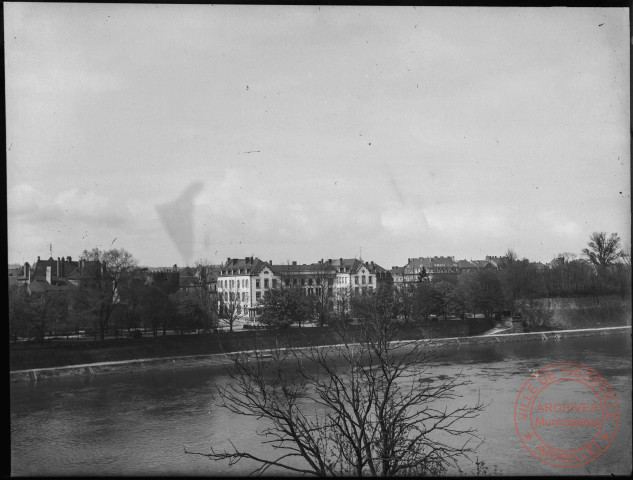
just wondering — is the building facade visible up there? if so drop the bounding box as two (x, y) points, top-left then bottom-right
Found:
(216, 256), (377, 319)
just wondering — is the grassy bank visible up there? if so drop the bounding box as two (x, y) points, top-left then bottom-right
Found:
(10, 303), (631, 372)
(10, 317), (499, 371)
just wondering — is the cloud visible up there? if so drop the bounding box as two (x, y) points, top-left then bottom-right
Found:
(380, 203), (430, 237)
(425, 203), (513, 238)
(538, 210), (581, 237)
(8, 184), (130, 228)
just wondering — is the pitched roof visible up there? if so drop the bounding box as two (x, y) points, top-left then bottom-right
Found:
(273, 263), (337, 276)
(457, 259), (477, 269)
(325, 258), (366, 274)
(221, 257), (271, 275)
(405, 257), (459, 270)
(470, 260), (495, 269)
(365, 261), (388, 274)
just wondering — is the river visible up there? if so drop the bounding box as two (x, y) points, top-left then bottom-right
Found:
(10, 333), (632, 476)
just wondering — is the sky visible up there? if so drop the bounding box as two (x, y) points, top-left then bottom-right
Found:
(5, 4), (630, 269)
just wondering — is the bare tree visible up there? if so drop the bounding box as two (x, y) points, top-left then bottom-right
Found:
(218, 280), (242, 332)
(582, 232), (623, 268)
(79, 247), (138, 340)
(186, 309), (486, 476)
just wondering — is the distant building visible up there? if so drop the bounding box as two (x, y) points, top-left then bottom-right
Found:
(18, 256), (103, 295)
(456, 259), (478, 273)
(390, 266), (405, 287)
(366, 260), (392, 289)
(403, 256), (460, 283)
(217, 257), (275, 318)
(216, 256), (377, 319)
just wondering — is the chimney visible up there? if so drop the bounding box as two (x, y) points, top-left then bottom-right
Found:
(328, 259), (332, 264)
(269, 260), (272, 265)
(61, 257), (65, 277)
(227, 257), (230, 265)
(57, 257), (61, 277)
(292, 261), (297, 266)
(37, 256), (40, 262)
(173, 264), (178, 271)
(245, 257), (249, 263)
(67, 256), (72, 262)
(340, 257), (343, 264)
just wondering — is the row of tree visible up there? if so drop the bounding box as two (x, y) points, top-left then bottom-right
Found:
(9, 232), (630, 341)
(9, 248), (218, 342)
(251, 232), (631, 329)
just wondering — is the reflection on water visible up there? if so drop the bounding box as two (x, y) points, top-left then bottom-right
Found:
(10, 334), (632, 476)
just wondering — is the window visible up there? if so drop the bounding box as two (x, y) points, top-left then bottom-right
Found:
(369, 276), (373, 284)
(362, 275), (366, 284)
(264, 278), (269, 289)
(355, 276), (359, 285)
(230, 279), (234, 288)
(316, 278), (321, 286)
(301, 279), (306, 286)
(362, 287), (367, 295)
(285, 279), (290, 286)
(293, 278), (298, 286)
(273, 279), (277, 288)
(368, 286), (374, 292)
(245, 279), (249, 288)
(355, 287), (359, 295)
(256, 291), (261, 300)
(308, 287), (313, 295)
(308, 278), (313, 286)
(242, 292), (247, 301)
(256, 279), (260, 288)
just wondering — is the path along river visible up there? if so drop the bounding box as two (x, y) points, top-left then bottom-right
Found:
(10, 333), (632, 476)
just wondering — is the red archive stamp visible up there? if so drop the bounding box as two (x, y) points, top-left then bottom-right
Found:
(514, 363), (619, 468)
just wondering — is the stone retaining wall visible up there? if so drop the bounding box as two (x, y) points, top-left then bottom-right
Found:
(9, 326), (630, 383)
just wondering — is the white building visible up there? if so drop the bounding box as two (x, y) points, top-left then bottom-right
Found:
(217, 257), (277, 318)
(217, 256), (378, 320)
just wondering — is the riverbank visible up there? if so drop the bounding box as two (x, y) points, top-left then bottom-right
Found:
(8, 317), (498, 372)
(9, 325), (631, 383)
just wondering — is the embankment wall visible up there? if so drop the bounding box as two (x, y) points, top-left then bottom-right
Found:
(9, 326), (630, 383)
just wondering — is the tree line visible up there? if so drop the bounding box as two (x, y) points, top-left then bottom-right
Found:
(8, 232), (630, 341)
(9, 248), (218, 342)
(252, 232), (631, 330)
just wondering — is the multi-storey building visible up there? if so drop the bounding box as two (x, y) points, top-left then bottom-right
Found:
(216, 257), (277, 318)
(216, 256), (377, 319)
(390, 266), (405, 288)
(403, 256), (460, 283)
(366, 260), (392, 289)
